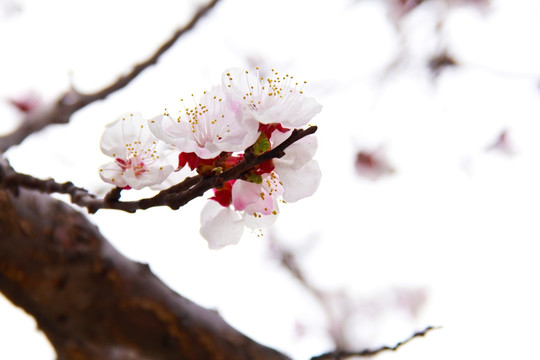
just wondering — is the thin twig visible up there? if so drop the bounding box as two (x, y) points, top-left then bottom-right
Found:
(0, 0), (221, 153)
(311, 326), (440, 360)
(0, 126), (317, 214)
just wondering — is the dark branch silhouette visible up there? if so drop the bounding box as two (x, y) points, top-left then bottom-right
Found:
(311, 326), (439, 360)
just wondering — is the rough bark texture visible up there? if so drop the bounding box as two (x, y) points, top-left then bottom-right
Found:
(0, 188), (291, 360)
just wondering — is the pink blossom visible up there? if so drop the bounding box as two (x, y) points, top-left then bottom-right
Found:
(99, 113), (173, 190)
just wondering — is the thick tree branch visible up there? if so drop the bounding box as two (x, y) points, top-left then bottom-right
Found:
(0, 126), (317, 214)
(0, 0), (221, 153)
(0, 185), (291, 360)
(311, 326), (439, 360)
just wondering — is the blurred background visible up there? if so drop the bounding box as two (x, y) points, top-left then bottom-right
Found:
(1, 0), (540, 358)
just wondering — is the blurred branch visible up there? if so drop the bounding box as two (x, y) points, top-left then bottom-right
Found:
(271, 235), (431, 357)
(428, 50), (458, 78)
(0, 126), (317, 213)
(0, 0), (221, 153)
(270, 236), (350, 350)
(311, 326), (439, 360)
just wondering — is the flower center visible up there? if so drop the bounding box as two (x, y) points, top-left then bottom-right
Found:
(115, 158), (147, 177)
(116, 124), (160, 177)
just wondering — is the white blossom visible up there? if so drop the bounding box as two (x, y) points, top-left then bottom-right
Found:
(222, 67), (322, 128)
(148, 86), (259, 159)
(99, 113), (173, 190)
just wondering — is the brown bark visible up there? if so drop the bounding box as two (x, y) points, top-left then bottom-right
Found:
(0, 188), (291, 360)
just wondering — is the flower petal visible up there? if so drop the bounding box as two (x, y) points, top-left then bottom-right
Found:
(277, 160), (322, 203)
(150, 162), (189, 191)
(99, 162), (128, 188)
(100, 113), (145, 157)
(148, 114), (197, 152)
(130, 164), (174, 190)
(241, 197), (280, 229)
(232, 179), (274, 215)
(200, 201), (244, 250)
(99, 162), (174, 190)
(273, 132), (318, 170)
(253, 95), (321, 128)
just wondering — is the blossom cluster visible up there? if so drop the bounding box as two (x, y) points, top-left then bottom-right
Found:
(98, 68), (322, 249)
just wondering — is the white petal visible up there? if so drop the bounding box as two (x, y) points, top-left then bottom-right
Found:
(277, 160), (322, 203)
(215, 115), (259, 153)
(127, 164), (174, 190)
(148, 114), (195, 150)
(252, 101), (300, 125)
(150, 163), (190, 190)
(98, 161), (173, 190)
(100, 113), (145, 157)
(253, 95), (321, 128)
(283, 95), (322, 128)
(98, 162), (129, 188)
(200, 201), (244, 250)
(273, 132), (318, 170)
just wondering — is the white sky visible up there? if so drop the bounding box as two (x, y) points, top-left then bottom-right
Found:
(1, 0), (540, 359)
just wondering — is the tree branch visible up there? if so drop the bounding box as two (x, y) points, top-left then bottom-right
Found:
(0, 0), (221, 153)
(310, 326), (440, 360)
(0, 126), (317, 214)
(0, 185), (291, 360)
